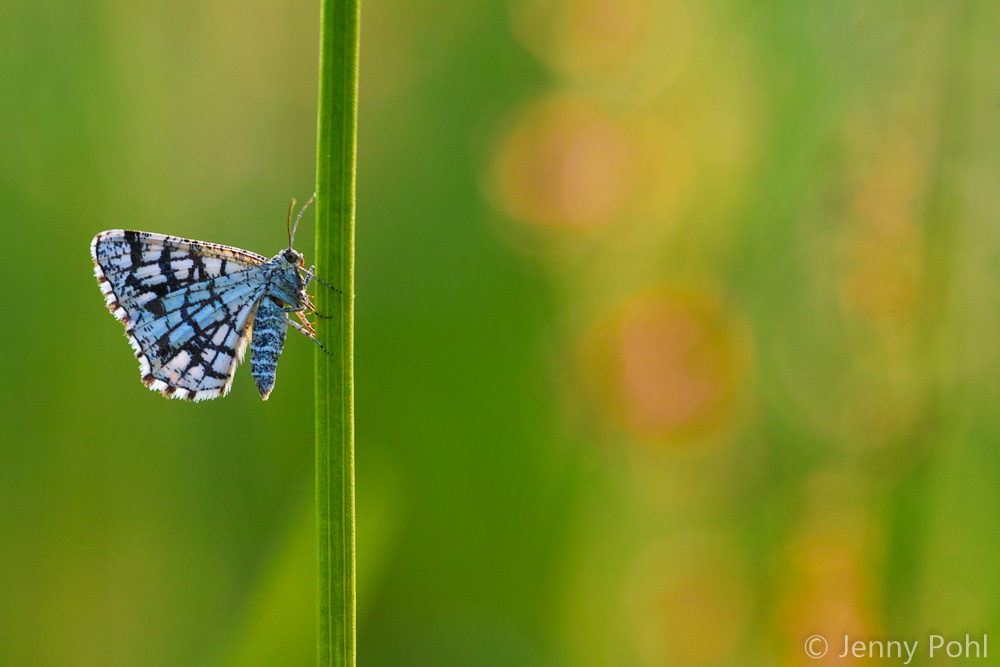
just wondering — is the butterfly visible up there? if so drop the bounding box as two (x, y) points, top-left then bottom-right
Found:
(90, 196), (335, 401)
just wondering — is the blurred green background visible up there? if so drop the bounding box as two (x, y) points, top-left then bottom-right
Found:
(3, 0), (1000, 665)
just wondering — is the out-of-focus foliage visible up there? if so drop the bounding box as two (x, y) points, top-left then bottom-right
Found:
(2, 0), (999, 665)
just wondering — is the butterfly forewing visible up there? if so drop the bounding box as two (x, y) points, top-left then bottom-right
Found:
(92, 230), (272, 401)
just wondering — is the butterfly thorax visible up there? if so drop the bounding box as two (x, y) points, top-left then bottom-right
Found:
(262, 249), (307, 311)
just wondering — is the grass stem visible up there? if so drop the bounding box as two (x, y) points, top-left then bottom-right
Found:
(314, 0), (359, 664)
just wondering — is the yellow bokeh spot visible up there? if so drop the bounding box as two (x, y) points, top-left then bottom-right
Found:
(495, 96), (637, 229)
(490, 95), (694, 238)
(582, 288), (750, 444)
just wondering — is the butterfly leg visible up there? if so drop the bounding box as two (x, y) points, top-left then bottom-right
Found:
(294, 265), (342, 318)
(300, 267), (331, 316)
(274, 302), (318, 337)
(299, 264), (344, 294)
(279, 305), (318, 330)
(295, 310), (317, 336)
(287, 317), (335, 356)
(276, 306), (317, 336)
(305, 294), (334, 319)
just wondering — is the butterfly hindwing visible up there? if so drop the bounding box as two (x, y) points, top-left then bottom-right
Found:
(92, 230), (271, 401)
(135, 279), (264, 400)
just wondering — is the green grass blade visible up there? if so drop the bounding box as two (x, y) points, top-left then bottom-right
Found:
(314, 0), (359, 664)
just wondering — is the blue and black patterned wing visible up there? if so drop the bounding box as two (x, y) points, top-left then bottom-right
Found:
(91, 230), (269, 401)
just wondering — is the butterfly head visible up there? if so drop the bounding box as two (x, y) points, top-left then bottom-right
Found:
(283, 248), (304, 266)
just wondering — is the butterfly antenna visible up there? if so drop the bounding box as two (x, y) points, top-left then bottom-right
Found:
(290, 192), (316, 248)
(286, 198), (297, 248)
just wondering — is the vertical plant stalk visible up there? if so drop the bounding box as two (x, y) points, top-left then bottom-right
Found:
(314, 0), (359, 665)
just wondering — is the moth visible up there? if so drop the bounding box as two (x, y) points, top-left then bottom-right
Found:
(90, 196), (335, 401)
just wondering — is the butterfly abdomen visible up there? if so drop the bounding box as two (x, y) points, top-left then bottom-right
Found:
(250, 297), (288, 400)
